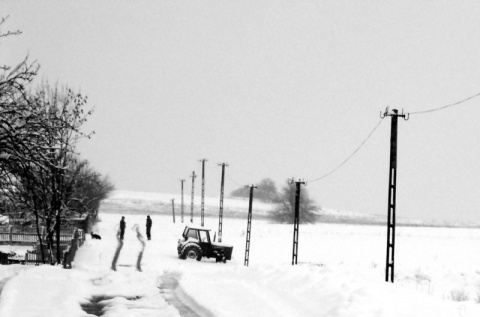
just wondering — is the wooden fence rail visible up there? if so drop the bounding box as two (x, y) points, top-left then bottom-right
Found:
(1, 227), (85, 267)
(0, 226), (84, 246)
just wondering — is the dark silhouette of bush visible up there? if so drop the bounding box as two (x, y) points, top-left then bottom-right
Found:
(271, 180), (319, 224)
(230, 178), (279, 202)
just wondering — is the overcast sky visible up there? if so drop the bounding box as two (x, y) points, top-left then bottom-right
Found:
(2, 1), (480, 223)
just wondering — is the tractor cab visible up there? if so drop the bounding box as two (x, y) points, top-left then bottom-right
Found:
(177, 225), (233, 263)
(182, 225), (213, 243)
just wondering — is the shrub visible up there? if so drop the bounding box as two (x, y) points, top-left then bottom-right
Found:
(449, 289), (469, 302)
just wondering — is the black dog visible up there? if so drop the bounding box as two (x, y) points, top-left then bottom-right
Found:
(91, 232), (102, 240)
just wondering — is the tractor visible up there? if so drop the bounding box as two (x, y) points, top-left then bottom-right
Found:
(177, 225), (233, 263)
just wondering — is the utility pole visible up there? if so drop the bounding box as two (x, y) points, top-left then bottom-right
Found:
(190, 171), (196, 223)
(171, 199), (175, 223)
(180, 179), (185, 223)
(217, 163), (228, 242)
(381, 108), (408, 283)
(244, 184), (257, 267)
(291, 179), (306, 265)
(199, 159), (207, 227)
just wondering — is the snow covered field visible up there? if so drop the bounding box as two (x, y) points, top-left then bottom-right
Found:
(1, 195), (480, 316)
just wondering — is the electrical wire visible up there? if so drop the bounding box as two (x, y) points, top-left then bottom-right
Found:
(307, 118), (385, 183)
(226, 173), (245, 188)
(188, 92), (480, 196)
(409, 91), (480, 115)
(225, 118), (385, 187)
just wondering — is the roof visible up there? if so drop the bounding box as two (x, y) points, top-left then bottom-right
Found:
(185, 224), (212, 231)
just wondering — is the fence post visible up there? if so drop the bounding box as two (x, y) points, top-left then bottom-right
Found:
(9, 225), (12, 244)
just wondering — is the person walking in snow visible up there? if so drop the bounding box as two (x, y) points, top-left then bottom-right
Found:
(146, 215), (152, 240)
(133, 224), (146, 272)
(120, 216), (126, 240)
(111, 225), (124, 271)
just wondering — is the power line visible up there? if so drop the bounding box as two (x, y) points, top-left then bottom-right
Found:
(226, 173), (244, 187)
(190, 92), (480, 198)
(226, 119), (385, 187)
(307, 118), (385, 183)
(305, 91), (480, 182)
(409, 91), (480, 115)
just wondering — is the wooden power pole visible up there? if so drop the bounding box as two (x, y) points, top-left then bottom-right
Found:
(190, 171), (196, 223)
(244, 184), (257, 267)
(217, 163), (228, 242)
(199, 159), (207, 227)
(180, 179), (185, 223)
(291, 179), (306, 265)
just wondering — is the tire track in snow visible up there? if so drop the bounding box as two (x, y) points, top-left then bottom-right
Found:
(158, 273), (213, 317)
(0, 277), (11, 296)
(0, 275), (18, 302)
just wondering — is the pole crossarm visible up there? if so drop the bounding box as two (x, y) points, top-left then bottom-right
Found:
(380, 107), (409, 121)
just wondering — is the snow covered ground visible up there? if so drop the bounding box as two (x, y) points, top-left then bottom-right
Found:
(1, 193), (480, 316)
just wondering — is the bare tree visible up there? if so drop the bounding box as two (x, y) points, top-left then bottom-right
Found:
(30, 83), (92, 263)
(0, 81), (94, 263)
(1, 17), (111, 264)
(0, 16), (47, 259)
(64, 159), (114, 231)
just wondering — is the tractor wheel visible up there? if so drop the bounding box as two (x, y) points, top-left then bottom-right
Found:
(182, 245), (203, 261)
(214, 251), (227, 263)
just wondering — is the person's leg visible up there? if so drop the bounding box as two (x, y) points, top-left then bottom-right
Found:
(111, 240), (123, 271)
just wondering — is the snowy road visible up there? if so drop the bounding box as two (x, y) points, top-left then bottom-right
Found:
(1, 211), (480, 316)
